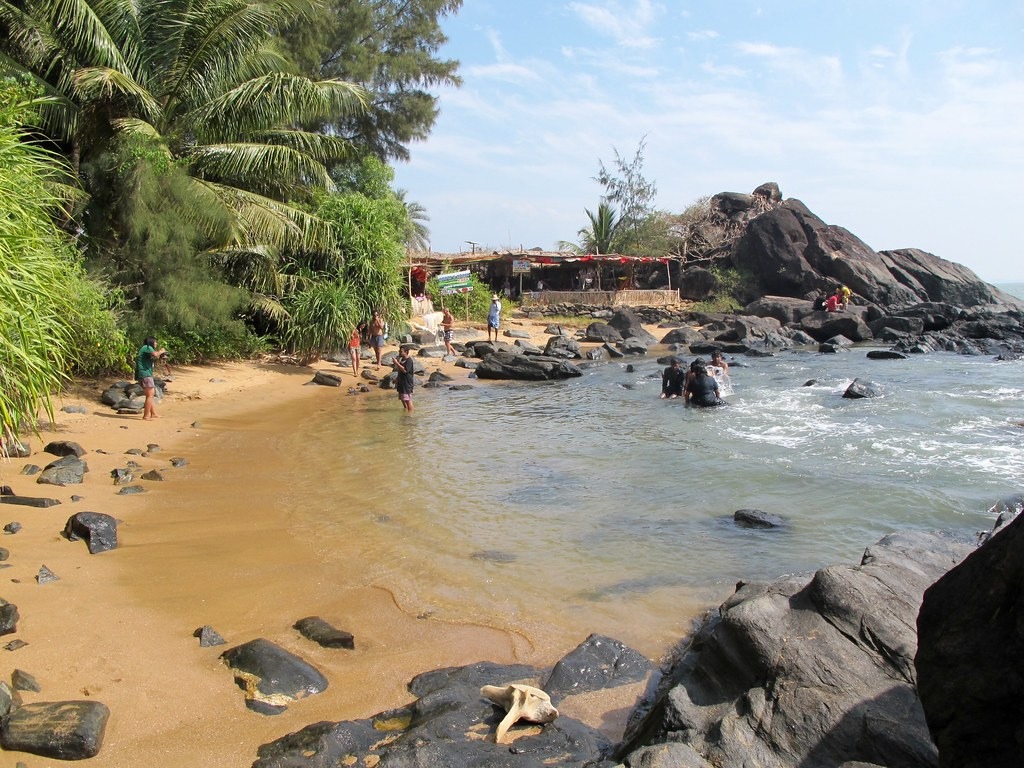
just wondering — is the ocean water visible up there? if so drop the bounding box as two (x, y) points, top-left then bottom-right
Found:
(237, 344), (1024, 655)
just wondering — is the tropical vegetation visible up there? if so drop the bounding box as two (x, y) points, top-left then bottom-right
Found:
(0, 80), (127, 444)
(0, 0), (460, 437)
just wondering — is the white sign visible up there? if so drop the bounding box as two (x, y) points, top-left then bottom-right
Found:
(512, 259), (531, 274)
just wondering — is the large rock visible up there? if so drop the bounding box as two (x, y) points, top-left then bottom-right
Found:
(728, 196), (1022, 312)
(0, 700), (110, 759)
(915, 510), (1024, 768)
(221, 638), (328, 715)
(619, 530), (975, 768)
(36, 455), (88, 486)
(63, 512), (118, 554)
(476, 352), (583, 381)
(253, 635), (656, 768)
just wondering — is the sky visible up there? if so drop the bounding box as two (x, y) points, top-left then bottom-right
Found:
(391, 1), (1024, 283)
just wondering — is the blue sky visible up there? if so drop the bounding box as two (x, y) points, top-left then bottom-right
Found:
(391, 1), (1024, 282)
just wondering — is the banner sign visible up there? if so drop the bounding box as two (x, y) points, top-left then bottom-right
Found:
(437, 269), (472, 295)
(512, 259), (531, 274)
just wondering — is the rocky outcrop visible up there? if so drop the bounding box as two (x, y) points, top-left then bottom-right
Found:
(476, 351), (583, 380)
(722, 187), (1023, 314)
(252, 634), (657, 768)
(617, 530), (975, 768)
(915, 509), (1024, 768)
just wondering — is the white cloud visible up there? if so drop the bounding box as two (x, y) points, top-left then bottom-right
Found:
(568, 0), (662, 48)
(687, 29), (720, 42)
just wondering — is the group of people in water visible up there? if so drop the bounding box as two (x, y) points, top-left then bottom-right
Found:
(661, 349), (730, 407)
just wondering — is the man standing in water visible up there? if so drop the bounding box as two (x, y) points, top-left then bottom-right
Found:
(392, 345), (415, 413)
(487, 294), (502, 343)
(136, 336), (167, 420)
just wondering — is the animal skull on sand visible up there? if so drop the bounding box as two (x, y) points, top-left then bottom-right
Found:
(480, 683), (559, 743)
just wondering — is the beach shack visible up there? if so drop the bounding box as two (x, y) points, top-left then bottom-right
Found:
(407, 249), (681, 312)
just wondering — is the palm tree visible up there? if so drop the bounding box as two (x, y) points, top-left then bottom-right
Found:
(396, 189), (431, 253)
(0, 0), (368, 285)
(559, 200), (620, 254)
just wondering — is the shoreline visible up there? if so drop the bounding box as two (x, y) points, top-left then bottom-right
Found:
(0, 317), (664, 766)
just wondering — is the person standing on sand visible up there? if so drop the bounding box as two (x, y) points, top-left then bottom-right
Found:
(392, 345), (415, 412)
(136, 336), (167, 420)
(487, 294), (501, 343)
(348, 322), (364, 377)
(441, 306), (455, 356)
(368, 310), (385, 368)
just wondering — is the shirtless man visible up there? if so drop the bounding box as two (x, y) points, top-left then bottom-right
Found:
(368, 310), (385, 368)
(441, 306), (455, 356)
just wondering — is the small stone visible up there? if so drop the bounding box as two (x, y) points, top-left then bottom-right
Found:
(4, 523), (21, 535)
(117, 486), (145, 495)
(36, 565), (59, 584)
(169, 457), (188, 468)
(12, 669), (40, 692)
(4, 640), (27, 651)
(193, 625), (226, 647)
(140, 469), (164, 481)
(19, 465), (40, 476)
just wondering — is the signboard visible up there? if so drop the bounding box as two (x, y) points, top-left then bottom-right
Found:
(512, 259), (531, 274)
(437, 269), (472, 295)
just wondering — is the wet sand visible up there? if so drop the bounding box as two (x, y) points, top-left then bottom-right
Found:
(0, 318), (682, 767)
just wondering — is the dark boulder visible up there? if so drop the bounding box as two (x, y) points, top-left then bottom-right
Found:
(799, 312), (873, 342)
(745, 295), (816, 325)
(43, 441), (86, 458)
(544, 335), (583, 359)
(0, 599), (18, 635)
(543, 633), (657, 704)
(293, 616), (355, 650)
(678, 266), (720, 300)
(880, 248), (1024, 307)
(63, 512), (118, 554)
(0, 700), (110, 760)
(867, 350), (908, 360)
(252, 634), (656, 768)
(584, 322), (623, 343)
(916, 511), (1024, 768)
(0, 494), (61, 508)
(476, 352), (583, 381)
(843, 378), (881, 399)
(221, 638), (328, 715)
(311, 371), (341, 387)
(733, 509), (785, 529)
(36, 455), (88, 486)
(608, 307), (648, 339)
(619, 530), (975, 768)
(659, 326), (706, 345)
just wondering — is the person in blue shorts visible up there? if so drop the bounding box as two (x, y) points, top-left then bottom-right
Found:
(136, 336), (167, 420)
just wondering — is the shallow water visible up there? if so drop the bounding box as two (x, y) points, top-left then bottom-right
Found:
(188, 346), (1022, 658)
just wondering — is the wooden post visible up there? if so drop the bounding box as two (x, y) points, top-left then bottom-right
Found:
(666, 259), (672, 290)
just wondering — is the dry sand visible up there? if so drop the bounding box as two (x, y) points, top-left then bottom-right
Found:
(0, 316), (658, 767)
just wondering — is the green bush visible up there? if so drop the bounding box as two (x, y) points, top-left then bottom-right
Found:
(426, 272), (509, 322)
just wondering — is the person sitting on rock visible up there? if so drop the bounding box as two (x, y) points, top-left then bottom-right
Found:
(826, 292), (841, 312)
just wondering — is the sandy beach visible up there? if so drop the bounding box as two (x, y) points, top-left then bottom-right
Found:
(0, 316), (646, 767)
